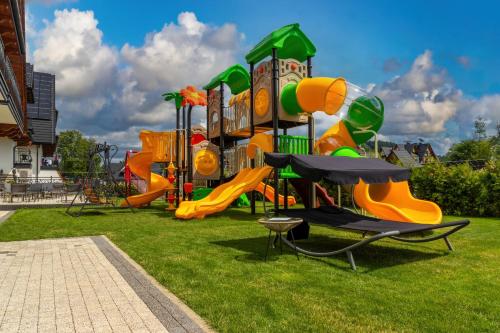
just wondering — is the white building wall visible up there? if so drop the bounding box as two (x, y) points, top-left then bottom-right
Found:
(31, 144), (42, 178)
(0, 137), (15, 175)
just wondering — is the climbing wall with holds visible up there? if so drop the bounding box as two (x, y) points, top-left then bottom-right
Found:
(253, 58), (309, 127)
(192, 140), (220, 180)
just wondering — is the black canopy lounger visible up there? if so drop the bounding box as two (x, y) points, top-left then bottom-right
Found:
(264, 153), (470, 270)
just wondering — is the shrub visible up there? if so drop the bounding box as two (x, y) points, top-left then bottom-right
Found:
(410, 161), (500, 217)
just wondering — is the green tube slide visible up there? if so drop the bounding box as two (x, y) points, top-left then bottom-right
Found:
(343, 95), (384, 144)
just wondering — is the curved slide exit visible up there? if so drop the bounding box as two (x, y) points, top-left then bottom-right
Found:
(255, 182), (296, 207)
(175, 166), (273, 219)
(353, 180), (442, 224)
(294, 77), (442, 224)
(120, 152), (172, 208)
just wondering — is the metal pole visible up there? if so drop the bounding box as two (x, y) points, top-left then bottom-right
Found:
(353, 130), (378, 158)
(219, 82), (225, 183)
(181, 105), (186, 200)
(272, 48), (279, 215)
(306, 56), (316, 209)
(283, 128), (288, 211)
(206, 89), (211, 189)
(174, 106), (180, 206)
(249, 62), (256, 215)
(206, 90), (210, 139)
(187, 105), (193, 186)
(36, 145), (39, 182)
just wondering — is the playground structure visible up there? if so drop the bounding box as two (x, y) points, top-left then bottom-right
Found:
(122, 23), (442, 227)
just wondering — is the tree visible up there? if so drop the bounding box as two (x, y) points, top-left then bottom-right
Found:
(474, 117), (487, 140)
(444, 138), (496, 162)
(56, 130), (100, 178)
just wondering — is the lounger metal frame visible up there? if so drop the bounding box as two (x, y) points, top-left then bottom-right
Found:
(278, 217), (469, 270)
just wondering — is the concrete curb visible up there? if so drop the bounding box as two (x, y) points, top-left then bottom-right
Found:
(93, 235), (215, 333)
(0, 211), (15, 224)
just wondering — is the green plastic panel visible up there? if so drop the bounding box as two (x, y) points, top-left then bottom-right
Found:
(203, 64), (250, 94)
(245, 24), (316, 64)
(193, 187), (213, 201)
(331, 146), (361, 158)
(278, 135), (309, 178)
(234, 193), (250, 208)
(162, 91), (183, 109)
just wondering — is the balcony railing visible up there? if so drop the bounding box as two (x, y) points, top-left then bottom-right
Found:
(13, 146), (32, 169)
(0, 34), (23, 129)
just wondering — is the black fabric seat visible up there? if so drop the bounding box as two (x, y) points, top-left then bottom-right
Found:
(283, 206), (465, 235)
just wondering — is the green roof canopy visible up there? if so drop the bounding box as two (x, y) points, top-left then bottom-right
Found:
(203, 64), (250, 95)
(245, 23), (316, 64)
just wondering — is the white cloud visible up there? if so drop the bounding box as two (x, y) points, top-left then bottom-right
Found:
(121, 12), (241, 92)
(29, 10), (242, 149)
(365, 50), (499, 153)
(371, 50), (462, 136)
(33, 9), (118, 98)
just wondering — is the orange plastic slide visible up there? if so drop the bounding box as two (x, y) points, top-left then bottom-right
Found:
(353, 180), (442, 224)
(175, 166), (273, 219)
(255, 182), (296, 206)
(120, 152), (172, 207)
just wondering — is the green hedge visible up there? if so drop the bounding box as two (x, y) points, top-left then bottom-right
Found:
(410, 161), (500, 217)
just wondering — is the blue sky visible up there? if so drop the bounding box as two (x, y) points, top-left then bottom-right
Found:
(27, 0), (499, 153)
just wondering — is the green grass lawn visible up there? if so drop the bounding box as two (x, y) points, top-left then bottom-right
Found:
(0, 204), (499, 332)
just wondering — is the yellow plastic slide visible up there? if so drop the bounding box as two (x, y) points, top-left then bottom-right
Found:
(120, 152), (172, 208)
(255, 182), (296, 206)
(175, 166), (273, 219)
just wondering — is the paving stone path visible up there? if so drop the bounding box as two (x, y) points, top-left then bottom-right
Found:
(0, 237), (211, 333)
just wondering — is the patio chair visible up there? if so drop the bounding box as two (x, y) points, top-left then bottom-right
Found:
(8, 183), (28, 203)
(42, 183), (53, 199)
(27, 183), (43, 202)
(64, 183), (82, 202)
(50, 183), (66, 200)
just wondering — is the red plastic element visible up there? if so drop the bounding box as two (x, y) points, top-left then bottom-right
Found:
(191, 133), (205, 145)
(289, 179), (335, 209)
(290, 63), (297, 70)
(184, 182), (193, 194)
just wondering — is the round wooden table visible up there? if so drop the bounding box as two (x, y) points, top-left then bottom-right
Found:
(258, 217), (303, 260)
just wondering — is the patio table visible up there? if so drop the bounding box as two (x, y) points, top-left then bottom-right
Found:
(258, 217), (303, 261)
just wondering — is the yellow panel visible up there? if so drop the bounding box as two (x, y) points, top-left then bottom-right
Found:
(254, 88), (270, 117)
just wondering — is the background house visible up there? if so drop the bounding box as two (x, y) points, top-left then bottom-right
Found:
(375, 142), (437, 168)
